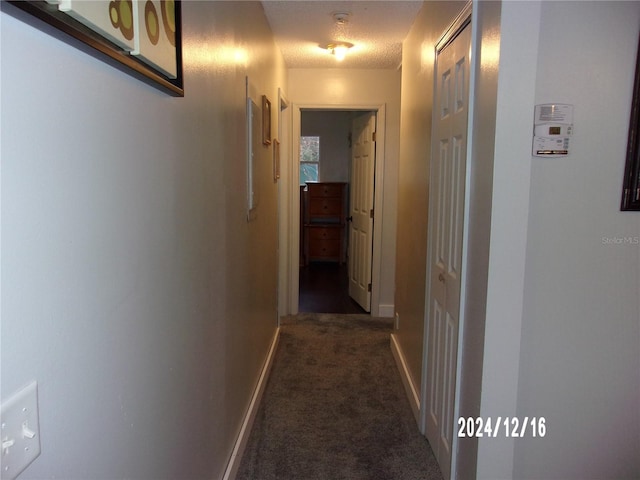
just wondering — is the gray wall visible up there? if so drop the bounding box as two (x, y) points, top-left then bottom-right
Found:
(1, 2), (285, 478)
(514, 2), (640, 478)
(301, 111), (352, 183)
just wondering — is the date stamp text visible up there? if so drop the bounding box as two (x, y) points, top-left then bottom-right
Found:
(457, 417), (546, 438)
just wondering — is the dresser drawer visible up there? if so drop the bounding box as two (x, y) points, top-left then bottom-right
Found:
(307, 226), (341, 240)
(308, 198), (342, 217)
(307, 183), (344, 198)
(308, 238), (341, 258)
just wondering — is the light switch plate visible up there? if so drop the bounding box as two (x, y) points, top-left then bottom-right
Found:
(1, 382), (41, 480)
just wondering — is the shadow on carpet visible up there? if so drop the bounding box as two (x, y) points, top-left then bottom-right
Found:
(236, 313), (444, 480)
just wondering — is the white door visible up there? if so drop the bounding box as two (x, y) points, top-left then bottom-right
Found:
(424, 20), (471, 480)
(348, 112), (376, 312)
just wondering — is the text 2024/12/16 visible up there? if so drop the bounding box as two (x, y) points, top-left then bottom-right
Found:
(457, 417), (547, 438)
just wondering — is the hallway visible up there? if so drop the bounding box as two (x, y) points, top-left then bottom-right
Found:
(3, 2), (639, 479)
(237, 313), (443, 480)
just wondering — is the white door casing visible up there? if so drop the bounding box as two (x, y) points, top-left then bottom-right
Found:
(348, 112), (376, 312)
(277, 89), (290, 321)
(424, 16), (471, 480)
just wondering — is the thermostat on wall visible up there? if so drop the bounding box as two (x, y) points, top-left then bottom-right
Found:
(532, 104), (573, 157)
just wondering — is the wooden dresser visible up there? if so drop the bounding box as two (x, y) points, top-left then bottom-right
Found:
(302, 182), (347, 264)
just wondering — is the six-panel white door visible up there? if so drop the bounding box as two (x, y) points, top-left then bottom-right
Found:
(348, 112), (376, 312)
(425, 22), (471, 480)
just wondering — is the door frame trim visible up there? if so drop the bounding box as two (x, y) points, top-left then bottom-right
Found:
(277, 88), (291, 323)
(420, 3), (474, 480)
(287, 103), (386, 317)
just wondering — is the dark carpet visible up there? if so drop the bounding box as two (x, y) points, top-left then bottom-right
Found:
(236, 313), (444, 480)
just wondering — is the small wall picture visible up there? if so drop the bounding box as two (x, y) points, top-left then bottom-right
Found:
(262, 95), (271, 145)
(247, 96), (260, 217)
(273, 139), (280, 181)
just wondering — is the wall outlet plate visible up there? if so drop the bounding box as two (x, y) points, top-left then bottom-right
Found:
(1, 382), (41, 480)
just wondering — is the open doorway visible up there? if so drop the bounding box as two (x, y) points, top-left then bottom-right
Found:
(282, 102), (387, 319)
(297, 109), (375, 314)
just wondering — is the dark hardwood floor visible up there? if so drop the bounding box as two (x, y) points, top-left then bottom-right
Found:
(298, 262), (367, 314)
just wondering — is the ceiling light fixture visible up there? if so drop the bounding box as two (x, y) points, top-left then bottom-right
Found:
(325, 42), (354, 61)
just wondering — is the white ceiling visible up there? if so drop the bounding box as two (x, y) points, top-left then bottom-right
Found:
(261, 1), (424, 69)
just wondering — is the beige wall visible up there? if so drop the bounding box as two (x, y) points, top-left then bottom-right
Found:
(288, 68), (401, 315)
(394, 0), (467, 402)
(1, 2), (285, 478)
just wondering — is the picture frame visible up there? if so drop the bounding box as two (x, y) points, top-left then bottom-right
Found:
(621, 33), (640, 211)
(273, 139), (281, 181)
(247, 96), (260, 219)
(5, 0), (184, 97)
(262, 95), (272, 145)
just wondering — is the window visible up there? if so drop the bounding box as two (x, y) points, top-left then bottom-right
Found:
(300, 136), (320, 184)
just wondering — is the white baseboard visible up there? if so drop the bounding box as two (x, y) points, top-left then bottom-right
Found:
(222, 327), (280, 480)
(390, 333), (421, 425)
(377, 304), (395, 318)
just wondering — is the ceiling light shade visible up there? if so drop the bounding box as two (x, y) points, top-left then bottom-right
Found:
(325, 42), (354, 61)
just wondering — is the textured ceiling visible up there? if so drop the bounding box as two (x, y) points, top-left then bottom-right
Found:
(261, 1), (423, 69)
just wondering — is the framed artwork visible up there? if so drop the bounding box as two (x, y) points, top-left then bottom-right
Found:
(5, 0), (183, 96)
(273, 139), (280, 181)
(262, 95), (272, 145)
(621, 34), (640, 211)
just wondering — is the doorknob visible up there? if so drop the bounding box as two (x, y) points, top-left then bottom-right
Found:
(347, 216), (353, 222)
(438, 273), (445, 283)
